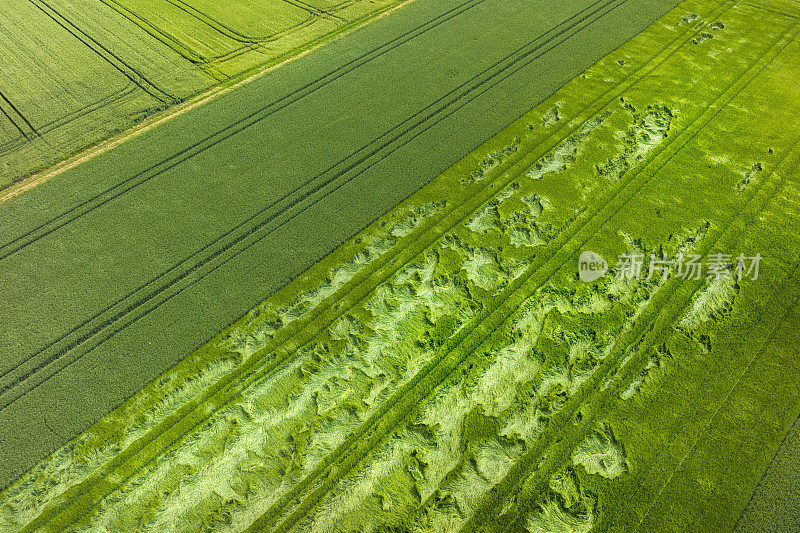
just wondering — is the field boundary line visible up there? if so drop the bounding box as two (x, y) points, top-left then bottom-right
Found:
(732, 402), (800, 531)
(634, 263), (800, 531)
(603, 190), (800, 528)
(623, 122), (800, 529)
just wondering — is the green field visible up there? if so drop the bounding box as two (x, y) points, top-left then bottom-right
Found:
(0, 0), (685, 493)
(2, 0), (799, 530)
(0, 0), (406, 188)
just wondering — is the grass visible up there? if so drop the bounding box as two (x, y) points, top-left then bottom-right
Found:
(2, 0), (800, 530)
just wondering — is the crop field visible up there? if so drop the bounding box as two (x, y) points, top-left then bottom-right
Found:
(735, 411), (800, 532)
(0, 0), (211, 187)
(0, 0), (685, 491)
(0, 0), (406, 188)
(1, 0), (799, 530)
(88, 0), (407, 78)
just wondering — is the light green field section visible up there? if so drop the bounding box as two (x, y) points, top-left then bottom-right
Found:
(169, 0), (312, 38)
(0, 0), (407, 188)
(735, 412), (800, 532)
(2, 0), (799, 531)
(0, 0), (132, 134)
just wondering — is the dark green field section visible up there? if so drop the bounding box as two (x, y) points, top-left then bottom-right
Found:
(0, 0), (684, 489)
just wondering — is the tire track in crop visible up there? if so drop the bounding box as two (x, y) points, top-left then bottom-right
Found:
(164, 0), (331, 47)
(0, 0), (626, 414)
(0, 83), (142, 149)
(742, 0), (800, 19)
(162, 0), (315, 42)
(9, 2), (732, 523)
(242, 12), (796, 531)
(0, 106), (30, 142)
(0, 137), (26, 156)
(95, 0), (206, 64)
(461, 34), (800, 532)
(0, 91), (38, 139)
(96, 0), (316, 67)
(0, 83), (143, 178)
(25, 0), (174, 104)
(30, 84), (141, 138)
(0, 0), (488, 257)
(287, 0), (348, 23)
